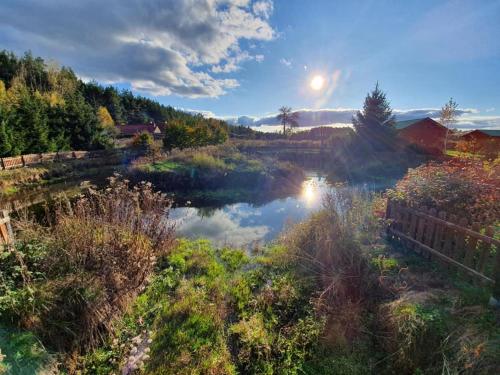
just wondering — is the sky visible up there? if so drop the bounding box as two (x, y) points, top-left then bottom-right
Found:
(1, 0), (500, 129)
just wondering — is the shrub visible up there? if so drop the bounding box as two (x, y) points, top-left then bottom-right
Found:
(0, 176), (175, 352)
(130, 131), (160, 158)
(388, 159), (499, 225)
(282, 189), (379, 305)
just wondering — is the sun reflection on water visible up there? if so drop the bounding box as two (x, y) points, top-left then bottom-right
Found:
(301, 179), (318, 206)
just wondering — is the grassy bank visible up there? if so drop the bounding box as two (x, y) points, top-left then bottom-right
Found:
(129, 145), (305, 197)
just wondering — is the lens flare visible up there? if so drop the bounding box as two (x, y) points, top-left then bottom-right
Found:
(310, 75), (324, 90)
(301, 180), (317, 206)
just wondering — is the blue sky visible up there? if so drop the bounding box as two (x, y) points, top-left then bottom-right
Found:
(1, 0), (499, 128)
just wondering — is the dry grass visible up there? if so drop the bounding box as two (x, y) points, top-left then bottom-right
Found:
(9, 176), (175, 353)
(280, 189), (381, 348)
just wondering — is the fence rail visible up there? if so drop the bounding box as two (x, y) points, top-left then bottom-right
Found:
(385, 200), (500, 299)
(0, 149), (137, 171)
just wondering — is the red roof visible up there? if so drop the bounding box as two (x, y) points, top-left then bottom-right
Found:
(118, 124), (161, 135)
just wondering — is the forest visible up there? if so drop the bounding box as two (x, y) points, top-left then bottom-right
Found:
(0, 50), (228, 157)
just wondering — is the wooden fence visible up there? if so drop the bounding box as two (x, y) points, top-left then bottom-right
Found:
(386, 200), (500, 299)
(0, 210), (14, 246)
(0, 150), (127, 170)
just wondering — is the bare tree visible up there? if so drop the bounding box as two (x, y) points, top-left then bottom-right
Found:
(439, 98), (458, 154)
(277, 106), (299, 135)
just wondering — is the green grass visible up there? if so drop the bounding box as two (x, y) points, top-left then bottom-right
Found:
(142, 160), (182, 172)
(0, 327), (55, 375)
(446, 149), (477, 158)
(83, 239), (324, 374)
(190, 153), (233, 170)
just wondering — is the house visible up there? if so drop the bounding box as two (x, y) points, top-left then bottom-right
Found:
(459, 129), (500, 156)
(395, 117), (448, 154)
(116, 124), (163, 138)
(460, 129), (500, 145)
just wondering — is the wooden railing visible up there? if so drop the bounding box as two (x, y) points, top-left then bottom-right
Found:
(0, 210), (14, 246)
(0, 149), (135, 171)
(385, 200), (500, 300)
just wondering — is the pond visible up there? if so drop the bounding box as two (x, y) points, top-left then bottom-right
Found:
(170, 172), (388, 248)
(1, 167), (393, 248)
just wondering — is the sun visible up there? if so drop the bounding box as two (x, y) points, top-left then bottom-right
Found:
(310, 75), (324, 90)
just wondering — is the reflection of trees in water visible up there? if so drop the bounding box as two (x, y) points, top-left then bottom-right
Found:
(197, 206), (218, 218)
(173, 182), (302, 211)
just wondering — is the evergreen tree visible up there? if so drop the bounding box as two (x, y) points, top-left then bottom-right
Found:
(64, 94), (109, 150)
(17, 93), (51, 153)
(352, 83), (396, 150)
(0, 50), (19, 87)
(0, 112), (12, 156)
(103, 86), (124, 124)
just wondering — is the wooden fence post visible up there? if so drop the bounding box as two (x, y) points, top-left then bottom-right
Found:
(491, 245), (500, 306)
(414, 206), (428, 255)
(0, 210), (14, 246)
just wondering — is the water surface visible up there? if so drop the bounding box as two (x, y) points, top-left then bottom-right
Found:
(170, 174), (334, 248)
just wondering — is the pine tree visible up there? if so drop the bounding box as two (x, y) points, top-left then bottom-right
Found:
(18, 93), (50, 153)
(0, 116), (12, 156)
(352, 83), (396, 150)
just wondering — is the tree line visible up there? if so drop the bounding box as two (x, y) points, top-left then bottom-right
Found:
(0, 50), (228, 157)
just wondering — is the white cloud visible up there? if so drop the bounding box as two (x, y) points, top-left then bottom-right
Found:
(221, 107), (500, 131)
(280, 58), (292, 67)
(0, 0), (275, 98)
(485, 107), (495, 113)
(253, 0), (273, 19)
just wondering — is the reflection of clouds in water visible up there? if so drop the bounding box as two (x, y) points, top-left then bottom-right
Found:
(226, 203), (262, 218)
(171, 176), (337, 248)
(172, 207), (269, 248)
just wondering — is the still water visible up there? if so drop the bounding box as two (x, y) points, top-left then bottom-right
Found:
(170, 174), (334, 248)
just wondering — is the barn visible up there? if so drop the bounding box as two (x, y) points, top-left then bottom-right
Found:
(395, 117), (447, 154)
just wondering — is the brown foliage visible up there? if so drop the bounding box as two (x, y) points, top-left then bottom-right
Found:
(14, 176), (175, 352)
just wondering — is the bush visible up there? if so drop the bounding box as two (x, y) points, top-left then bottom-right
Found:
(130, 131), (161, 159)
(388, 159), (499, 225)
(0, 176), (175, 352)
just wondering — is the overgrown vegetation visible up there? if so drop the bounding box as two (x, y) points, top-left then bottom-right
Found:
(129, 145), (305, 193)
(388, 158), (500, 225)
(82, 188), (381, 374)
(0, 177), (175, 359)
(1, 177), (499, 374)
